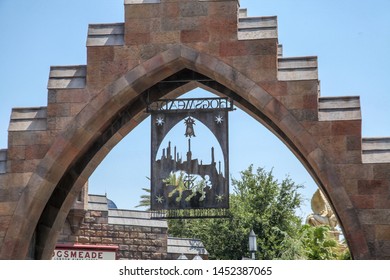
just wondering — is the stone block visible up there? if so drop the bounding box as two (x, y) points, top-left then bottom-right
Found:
(181, 30), (209, 43)
(118, 231), (130, 238)
(47, 103), (72, 118)
(8, 117), (47, 132)
(90, 224), (102, 230)
(307, 148), (329, 173)
(220, 40), (277, 57)
(290, 109), (317, 122)
(25, 145), (49, 160)
(264, 98), (289, 122)
(358, 180), (389, 195)
(8, 159), (40, 173)
(374, 195), (390, 209)
(0, 187), (24, 203)
(87, 23), (124, 47)
(331, 120), (361, 136)
(101, 237), (114, 244)
(90, 237), (102, 243)
(259, 81), (288, 97)
(278, 56), (318, 81)
(48, 66), (86, 89)
(0, 202), (17, 216)
(318, 136), (349, 163)
(278, 95), (316, 110)
(375, 225), (390, 240)
(125, 32), (151, 45)
(77, 236), (90, 243)
(248, 86), (273, 109)
(238, 16), (277, 40)
(125, 2), (161, 19)
(233, 55), (277, 82)
(362, 138), (390, 164)
(180, 2), (208, 17)
(304, 121), (332, 137)
(351, 195), (374, 209)
(347, 230), (370, 259)
(161, 2), (180, 17)
(359, 209), (390, 225)
(7, 146), (25, 161)
(374, 241), (390, 257)
(151, 31), (180, 44)
(207, 17), (237, 41)
(321, 100), (362, 121)
(373, 164), (390, 180)
(292, 129), (317, 158)
(219, 41), (247, 58)
(119, 244), (129, 251)
(280, 114), (305, 139)
(347, 135), (362, 151)
(54, 89), (90, 104)
(336, 164), (373, 181)
(286, 80), (319, 96)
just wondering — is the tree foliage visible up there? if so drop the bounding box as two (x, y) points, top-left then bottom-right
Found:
(168, 165), (305, 259)
(299, 225), (351, 260)
(139, 165), (350, 259)
(135, 187), (151, 210)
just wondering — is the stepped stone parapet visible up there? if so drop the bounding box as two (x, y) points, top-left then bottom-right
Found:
(362, 137), (390, 163)
(48, 65), (86, 89)
(0, 0), (389, 260)
(238, 16), (278, 40)
(0, 150), (6, 174)
(278, 56), (318, 81)
(8, 107), (47, 132)
(319, 96), (361, 121)
(87, 23), (125, 47)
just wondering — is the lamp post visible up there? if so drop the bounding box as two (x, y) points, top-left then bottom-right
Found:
(249, 229), (257, 260)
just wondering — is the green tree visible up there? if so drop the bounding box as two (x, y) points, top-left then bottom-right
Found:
(135, 187), (151, 210)
(137, 165), (350, 259)
(168, 165), (305, 260)
(299, 225), (351, 260)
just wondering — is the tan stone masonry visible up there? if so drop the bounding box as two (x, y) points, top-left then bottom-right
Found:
(0, 0), (389, 259)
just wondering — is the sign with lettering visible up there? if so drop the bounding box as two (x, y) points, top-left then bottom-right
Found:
(147, 97), (233, 113)
(52, 244), (118, 260)
(149, 98), (234, 219)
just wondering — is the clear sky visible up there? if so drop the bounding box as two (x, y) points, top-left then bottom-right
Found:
(0, 0), (389, 220)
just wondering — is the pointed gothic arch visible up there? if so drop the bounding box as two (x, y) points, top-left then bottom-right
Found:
(0, 47), (361, 259)
(0, 0), (388, 259)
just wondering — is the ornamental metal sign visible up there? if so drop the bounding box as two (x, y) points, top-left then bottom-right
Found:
(148, 97), (234, 219)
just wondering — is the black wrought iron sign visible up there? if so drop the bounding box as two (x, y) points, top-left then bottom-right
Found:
(148, 97), (234, 219)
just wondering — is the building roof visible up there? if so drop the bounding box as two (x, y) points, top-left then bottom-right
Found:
(87, 194), (208, 256)
(167, 237), (208, 255)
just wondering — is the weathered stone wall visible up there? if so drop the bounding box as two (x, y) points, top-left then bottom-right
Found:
(58, 210), (168, 260)
(56, 194), (208, 260)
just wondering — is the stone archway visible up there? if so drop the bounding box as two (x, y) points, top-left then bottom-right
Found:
(0, 0), (389, 259)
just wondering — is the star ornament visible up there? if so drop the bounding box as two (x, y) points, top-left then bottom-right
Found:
(216, 194), (224, 203)
(155, 116), (165, 126)
(215, 115), (224, 124)
(155, 195), (164, 204)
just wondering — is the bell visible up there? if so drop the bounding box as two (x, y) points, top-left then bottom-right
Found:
(184, 117), (196, 138)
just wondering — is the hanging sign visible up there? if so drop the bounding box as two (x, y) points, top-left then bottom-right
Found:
(148, 97), (234, 219)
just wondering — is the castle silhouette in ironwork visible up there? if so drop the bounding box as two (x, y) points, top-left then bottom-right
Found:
(154, 140), (227, 209)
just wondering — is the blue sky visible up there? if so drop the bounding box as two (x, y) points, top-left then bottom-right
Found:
(1, 0), (389, 219)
